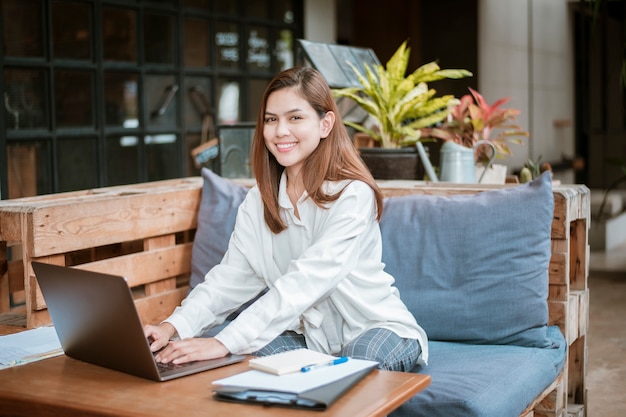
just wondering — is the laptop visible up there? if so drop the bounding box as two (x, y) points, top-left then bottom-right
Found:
(32, 262), (246, 382)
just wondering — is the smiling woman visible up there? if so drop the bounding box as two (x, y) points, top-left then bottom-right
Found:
(144, 67), (428, 374)
(250, 67), (384, 233)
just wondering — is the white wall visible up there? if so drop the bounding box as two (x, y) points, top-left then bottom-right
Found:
(304, 0), (336, 42)
(478, 0), (575, 182)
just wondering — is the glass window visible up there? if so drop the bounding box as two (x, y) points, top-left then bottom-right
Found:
(247, 26), (271, 71)
(1, 0), (303, 194)
(52, 0), (91, 60)
(145, 134), (178, 181)
(214, 0), (238, 15)
(54, 70), (94, 128)
(106, 135), (139, 185)
(1, 0), (43, 57)
(248, 78), (267, 122)
(145, 75), (179, 129)
(143, 0), (177, 6)
(247, 0), (268, 18)
(185, 78), (212, 130)
(57, 137), (97, 192)
(183, 0), (209, 10)
(104, 72), (138, 127)
(215, 21), (240, 69)
(275, 0), (295, 23)
(144, 13), (174, 65)
(276, 29), (294, 70)
(4, 68), (48, 130)
(184, 17), (210, 67)
(217, 79), (240, 124)
(102, 6), (137, 62)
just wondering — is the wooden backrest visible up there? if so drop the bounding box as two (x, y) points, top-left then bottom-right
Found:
(0, 178), (203, 328)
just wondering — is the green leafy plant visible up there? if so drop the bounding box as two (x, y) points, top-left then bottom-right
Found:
(332, 41), (472, 149)
(519, 155), (553, 183)
(420, 87), (528, 162)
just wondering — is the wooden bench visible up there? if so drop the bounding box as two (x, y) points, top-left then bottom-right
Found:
(0, 177), (589, 416)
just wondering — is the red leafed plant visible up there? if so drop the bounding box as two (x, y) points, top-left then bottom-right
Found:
(421, 87), (528, 162)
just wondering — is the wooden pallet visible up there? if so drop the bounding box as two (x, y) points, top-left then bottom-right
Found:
(0, 177), (204, 328)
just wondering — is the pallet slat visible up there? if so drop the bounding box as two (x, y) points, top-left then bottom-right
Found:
(74, 243), (193, 287)
(27, 189), (200, 257)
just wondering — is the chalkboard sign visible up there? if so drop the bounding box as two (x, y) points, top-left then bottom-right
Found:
(216, 123), (255, 178)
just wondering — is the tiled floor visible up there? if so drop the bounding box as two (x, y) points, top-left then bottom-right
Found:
(587, 241), (626, 417)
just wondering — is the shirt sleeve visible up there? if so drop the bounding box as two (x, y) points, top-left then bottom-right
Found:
(215, 181), (378, 354)
(164, 191), (267, 340)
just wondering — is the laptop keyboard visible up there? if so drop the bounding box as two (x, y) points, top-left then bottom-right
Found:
(155, 358), (199, 373)
(156, 361), (180, 371)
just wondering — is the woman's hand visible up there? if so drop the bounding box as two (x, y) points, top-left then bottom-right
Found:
(144, 322), (177, 353)
(153, 337), (230, 364)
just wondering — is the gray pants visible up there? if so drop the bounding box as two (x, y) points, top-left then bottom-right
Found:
(253, 328), (421, 372)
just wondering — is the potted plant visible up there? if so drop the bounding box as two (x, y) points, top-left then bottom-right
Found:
(420, 87), (529, 183)
(332, 41), (472, 179)
(519, 155), (553, 183)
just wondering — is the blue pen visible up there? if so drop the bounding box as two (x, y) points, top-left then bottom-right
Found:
(301, 356), (348, 372)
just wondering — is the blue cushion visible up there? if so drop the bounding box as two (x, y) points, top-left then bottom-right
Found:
(391, 326), (567, 417)
(380, 172), (554, 347)
(189, 168), (249, 289)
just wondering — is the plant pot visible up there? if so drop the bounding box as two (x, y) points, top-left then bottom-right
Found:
(359, 147), (424, 180)
(475, 163), (508, 184)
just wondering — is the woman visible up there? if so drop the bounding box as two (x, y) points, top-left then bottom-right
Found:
(144, 67), (427, 371)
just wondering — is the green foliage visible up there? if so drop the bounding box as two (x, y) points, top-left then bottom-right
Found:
(332, 41), (472, 149)
(519, 167), (533, 184)
(524, 155), (544, 179)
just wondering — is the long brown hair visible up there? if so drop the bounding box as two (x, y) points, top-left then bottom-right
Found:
(250, 66), (383, 234)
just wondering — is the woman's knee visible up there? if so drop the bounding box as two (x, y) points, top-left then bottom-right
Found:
(340, 328), (421, 372)
(252, 331), (307, 356)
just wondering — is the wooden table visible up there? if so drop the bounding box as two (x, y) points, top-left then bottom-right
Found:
(0, 326), (430, 417)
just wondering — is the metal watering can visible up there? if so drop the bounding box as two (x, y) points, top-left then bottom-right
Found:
(416, 140), (497, 184)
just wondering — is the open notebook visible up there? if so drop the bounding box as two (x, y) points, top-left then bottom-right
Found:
(248, 348), (341, 375)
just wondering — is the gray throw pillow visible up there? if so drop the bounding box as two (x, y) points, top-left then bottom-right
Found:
(380, 172), (554, 348)
(189, 168), (249, 289)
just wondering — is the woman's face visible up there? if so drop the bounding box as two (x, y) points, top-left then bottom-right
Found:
(263, 87), (334, 179)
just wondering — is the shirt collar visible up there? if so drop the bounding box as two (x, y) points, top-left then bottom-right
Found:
(278, 171), (308, 209)
(278, 171), (291, 209)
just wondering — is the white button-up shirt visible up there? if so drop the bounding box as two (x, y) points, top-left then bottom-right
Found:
(165, 173), (428, 364)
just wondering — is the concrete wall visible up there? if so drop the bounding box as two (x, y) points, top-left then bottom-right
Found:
(478, 0), (575, 182)
(304, 0), (337, 42)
